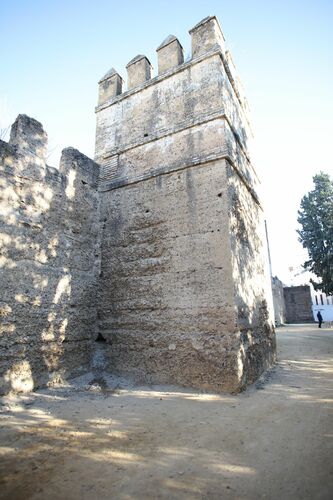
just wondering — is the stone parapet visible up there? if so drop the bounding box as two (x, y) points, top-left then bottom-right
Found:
(95, 51), (253, 171)
(156, 35), (184, 74)
(98, 68), (123, 106)
(189, 15), (225, 58)
(9, 114), (48, 162)
(0, 116), (100, 395)
(126, 55), (152, 90)
(95, 15), (276, 393)
(96, 17), (250, 130)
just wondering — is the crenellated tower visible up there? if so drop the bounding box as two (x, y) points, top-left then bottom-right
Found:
(95, 16), (276, 392)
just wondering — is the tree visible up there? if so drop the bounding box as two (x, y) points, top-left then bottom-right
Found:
(297, 172), (333, 295)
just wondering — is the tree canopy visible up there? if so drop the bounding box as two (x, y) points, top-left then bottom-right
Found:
(297, 172), (333, 295)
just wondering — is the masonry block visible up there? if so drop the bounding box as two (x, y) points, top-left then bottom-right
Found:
(126, 55), (152, 90)
(156, 35), (184, 74)
(189, 15), (225, 58)
(9, 114), (47, 161)
(98, 68), (123, 105)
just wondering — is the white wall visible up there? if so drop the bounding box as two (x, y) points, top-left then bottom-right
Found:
(312, 305), (333, 322)
(309, 284), (333, 321)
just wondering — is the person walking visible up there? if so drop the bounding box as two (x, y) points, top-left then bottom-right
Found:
(317, 311), (323, 328)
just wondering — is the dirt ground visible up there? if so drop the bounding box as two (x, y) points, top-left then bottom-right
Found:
(0, 324), (332, 500)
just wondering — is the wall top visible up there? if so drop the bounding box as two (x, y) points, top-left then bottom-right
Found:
(9, 114), (48, 161)
(189, 15), (225, 40)
(99, 67), (123, 84)
(157, 35), (183, 51)
(126, 54), (152, 69)
(96, 15), (249, 127)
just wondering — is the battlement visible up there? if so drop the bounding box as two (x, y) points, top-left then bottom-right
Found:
(9, 114), (48, 162)
(189, 15), (225, 57)
(95, 15), (256, 199)
(97, 15), (247, 119)
(156, 35), (184, 74)
(3, 114), (99, 185)
(0, 115), (100, 395)
(98, 68), (123, 105)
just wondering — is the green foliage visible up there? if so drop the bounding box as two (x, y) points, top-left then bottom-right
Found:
(297, 172), (333, 295)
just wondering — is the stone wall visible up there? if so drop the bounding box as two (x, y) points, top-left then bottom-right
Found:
(0, 16), (276, 395)
(272, 276), (286, 325)
(228, 164), (276, 386)
(95, 16), (276, 392)
(283, 285), (313, 323)
(0, 115), (100, 394)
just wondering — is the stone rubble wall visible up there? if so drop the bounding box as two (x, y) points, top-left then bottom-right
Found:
(0, 115), (100, 395)
(99, 159), (241, 391)
(95, 16), (276, 392)
(272, 276), (286, 326)
(227, 164), (276, 386)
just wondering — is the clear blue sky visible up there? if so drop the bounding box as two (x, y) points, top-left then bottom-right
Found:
(1, 0), (333, 283)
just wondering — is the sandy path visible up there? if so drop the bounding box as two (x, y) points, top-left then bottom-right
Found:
(0, 324), (332, 500)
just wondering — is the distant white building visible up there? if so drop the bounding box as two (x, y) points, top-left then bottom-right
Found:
(311, 287), (333, 322)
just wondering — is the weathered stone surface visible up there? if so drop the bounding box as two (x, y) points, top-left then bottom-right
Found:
(98, 68), (123, 106)
(96, 52), (253, 184)
(227, 164), (276, 385)
(0, 116), (100, 394)
(189, 16), (225, 58)
(95, 16), (276, 392)
(126, 55), (152, 90)
(0, 15), (276, 395)
(98, 160), (239, 391)
(9, 114), (48, 161)
(156, 35), (184, 74)
(272, 276), (286, 325)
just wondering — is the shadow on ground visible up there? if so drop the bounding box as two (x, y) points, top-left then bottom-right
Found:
(0, 324), (332, 500)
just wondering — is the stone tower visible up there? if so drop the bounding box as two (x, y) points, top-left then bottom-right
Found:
(95, 16), (276, 392)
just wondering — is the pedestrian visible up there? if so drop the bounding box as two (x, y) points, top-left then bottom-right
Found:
(317, 311), (323, 328)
